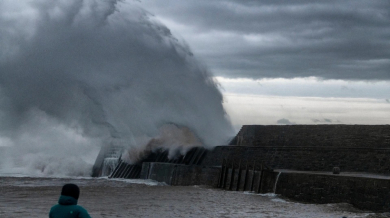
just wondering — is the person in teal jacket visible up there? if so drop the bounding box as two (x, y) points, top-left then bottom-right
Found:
(49, 183), (91, 218)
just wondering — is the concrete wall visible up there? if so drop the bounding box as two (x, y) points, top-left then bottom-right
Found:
(140, 162), (220, 187)
(219, 168), (279, 193)
(202, 146), (390, 174)
(136, 125), (390, 212)
(233, 125), (390, 148)
(140, 163), (390, 211)
(275, 172), (390, 212)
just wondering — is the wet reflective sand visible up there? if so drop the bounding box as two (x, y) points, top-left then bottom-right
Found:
(0, 177), (388, 218)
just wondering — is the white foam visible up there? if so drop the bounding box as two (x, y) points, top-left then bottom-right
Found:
(106, 178), (164, 186)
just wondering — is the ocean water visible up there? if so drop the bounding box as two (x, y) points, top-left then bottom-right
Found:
(0, 176), (387, 218)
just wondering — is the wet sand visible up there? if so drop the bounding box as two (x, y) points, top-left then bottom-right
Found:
(0, 176), (388, 218)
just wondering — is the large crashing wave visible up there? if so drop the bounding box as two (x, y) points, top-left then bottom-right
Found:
(0, 0), (233, 177)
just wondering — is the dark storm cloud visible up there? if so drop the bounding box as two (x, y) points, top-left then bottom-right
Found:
(142, 0), (390, 80)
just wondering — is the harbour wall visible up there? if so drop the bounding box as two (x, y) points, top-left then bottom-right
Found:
(101, 125), (390, 212)
(275, 171), (390, 212)
(232, 125), (390, 148)
(202, 146), (390, 174)
(140, 162), (220, 187)
(140, 162), (390, 212)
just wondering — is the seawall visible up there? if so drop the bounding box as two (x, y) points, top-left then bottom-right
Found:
(232, 125), (390, 148)
(202, 146), (390, 174)
(275, 171), (390, 212)
(138, 162), (390, 212)
(140, 162), (220, 187)
(97, 125), (390, 212)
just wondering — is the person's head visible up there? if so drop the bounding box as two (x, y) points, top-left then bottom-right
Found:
(61, 184), (80, 200)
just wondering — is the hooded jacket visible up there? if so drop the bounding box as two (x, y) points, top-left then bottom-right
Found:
(49, 195), (91, 218)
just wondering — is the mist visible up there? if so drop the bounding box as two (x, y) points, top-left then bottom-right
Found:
(0, 0), (233, 176)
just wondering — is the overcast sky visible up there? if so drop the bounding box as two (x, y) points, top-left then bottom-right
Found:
(139, 0), (390, 80)
(138, 0), (390, 128)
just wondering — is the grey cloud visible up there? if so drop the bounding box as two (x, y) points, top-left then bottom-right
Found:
(141, 0), (390, 80)
(386, 99), (390, 103)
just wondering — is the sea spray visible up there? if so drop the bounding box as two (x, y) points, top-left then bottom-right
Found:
(0, 0), (234, 177)
(273, 172), (282, 193)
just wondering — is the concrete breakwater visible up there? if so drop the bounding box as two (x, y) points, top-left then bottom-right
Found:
(140, 162), (220, 187)
(201, 146), (390, 174)
(140, 162), (390, 212)
(274, 171), (390, 212)
(231, 125), (390, 148)
(94, 125), (390, 212)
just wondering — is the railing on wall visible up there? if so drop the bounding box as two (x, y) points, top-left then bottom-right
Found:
(218, 159), (274, 193)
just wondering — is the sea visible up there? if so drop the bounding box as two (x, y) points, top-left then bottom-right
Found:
(0, 175), (388, 218)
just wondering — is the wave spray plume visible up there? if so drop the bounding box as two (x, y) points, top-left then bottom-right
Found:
(0, 0), (233, 176)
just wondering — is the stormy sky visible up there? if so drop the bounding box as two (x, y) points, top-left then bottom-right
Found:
(141, 0), (390, 80)
(140, 0), (390, 128)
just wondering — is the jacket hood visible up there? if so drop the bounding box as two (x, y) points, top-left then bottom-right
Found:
(58, 195), (78, 205)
